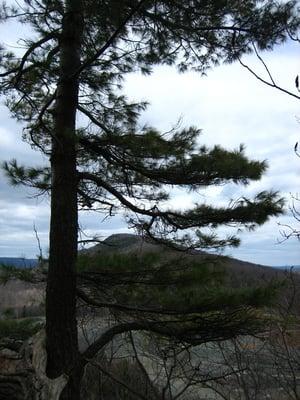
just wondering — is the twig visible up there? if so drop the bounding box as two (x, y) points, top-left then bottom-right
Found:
(33, 223), (43, 260)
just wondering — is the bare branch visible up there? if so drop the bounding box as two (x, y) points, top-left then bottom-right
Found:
(86, 358), (149, 400)
(33, 223), (43, 260)
(238, 54), (300, 101)
(252, 42), (276, 86)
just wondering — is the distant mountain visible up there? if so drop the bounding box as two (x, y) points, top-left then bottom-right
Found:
(81, 233), (155, 255)
(81, 233), (300, 313)
(0, 257), (38, 268)
(0, 234), (299, 317)
(82, 234), (288, 284)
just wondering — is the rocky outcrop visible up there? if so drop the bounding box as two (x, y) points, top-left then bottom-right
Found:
(0, 331), (67, 400)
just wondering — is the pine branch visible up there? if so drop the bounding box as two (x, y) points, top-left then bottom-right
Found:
(75, 0), (147, 76)
(80, 307), (265, 365)
(0, 31), (58, 85)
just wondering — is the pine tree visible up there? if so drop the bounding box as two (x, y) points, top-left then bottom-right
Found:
(0, 1), (298, 398)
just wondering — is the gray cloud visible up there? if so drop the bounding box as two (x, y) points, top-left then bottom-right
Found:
(0, 34), (299, 265)
(122, 48), (300, 266)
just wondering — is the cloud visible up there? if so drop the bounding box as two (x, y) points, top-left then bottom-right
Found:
(0, 36), (299, 265)
(122, 46), (300, 266)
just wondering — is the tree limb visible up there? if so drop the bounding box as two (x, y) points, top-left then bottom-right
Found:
(75, 0), (147, 76)
(0, 32), (57, 86)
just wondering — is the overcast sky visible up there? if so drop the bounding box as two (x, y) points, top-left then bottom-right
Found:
(0, 27), (299, 266)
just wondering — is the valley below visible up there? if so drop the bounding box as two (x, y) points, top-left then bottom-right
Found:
(0, 234), (299, 399)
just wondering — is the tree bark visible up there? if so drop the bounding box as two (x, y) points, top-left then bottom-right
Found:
(46, 1), (83, 399)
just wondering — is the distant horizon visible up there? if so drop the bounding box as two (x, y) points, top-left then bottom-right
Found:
(0, 255), (298, 269)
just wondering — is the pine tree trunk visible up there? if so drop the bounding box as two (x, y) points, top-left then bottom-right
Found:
(46, 1), (83, 399)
